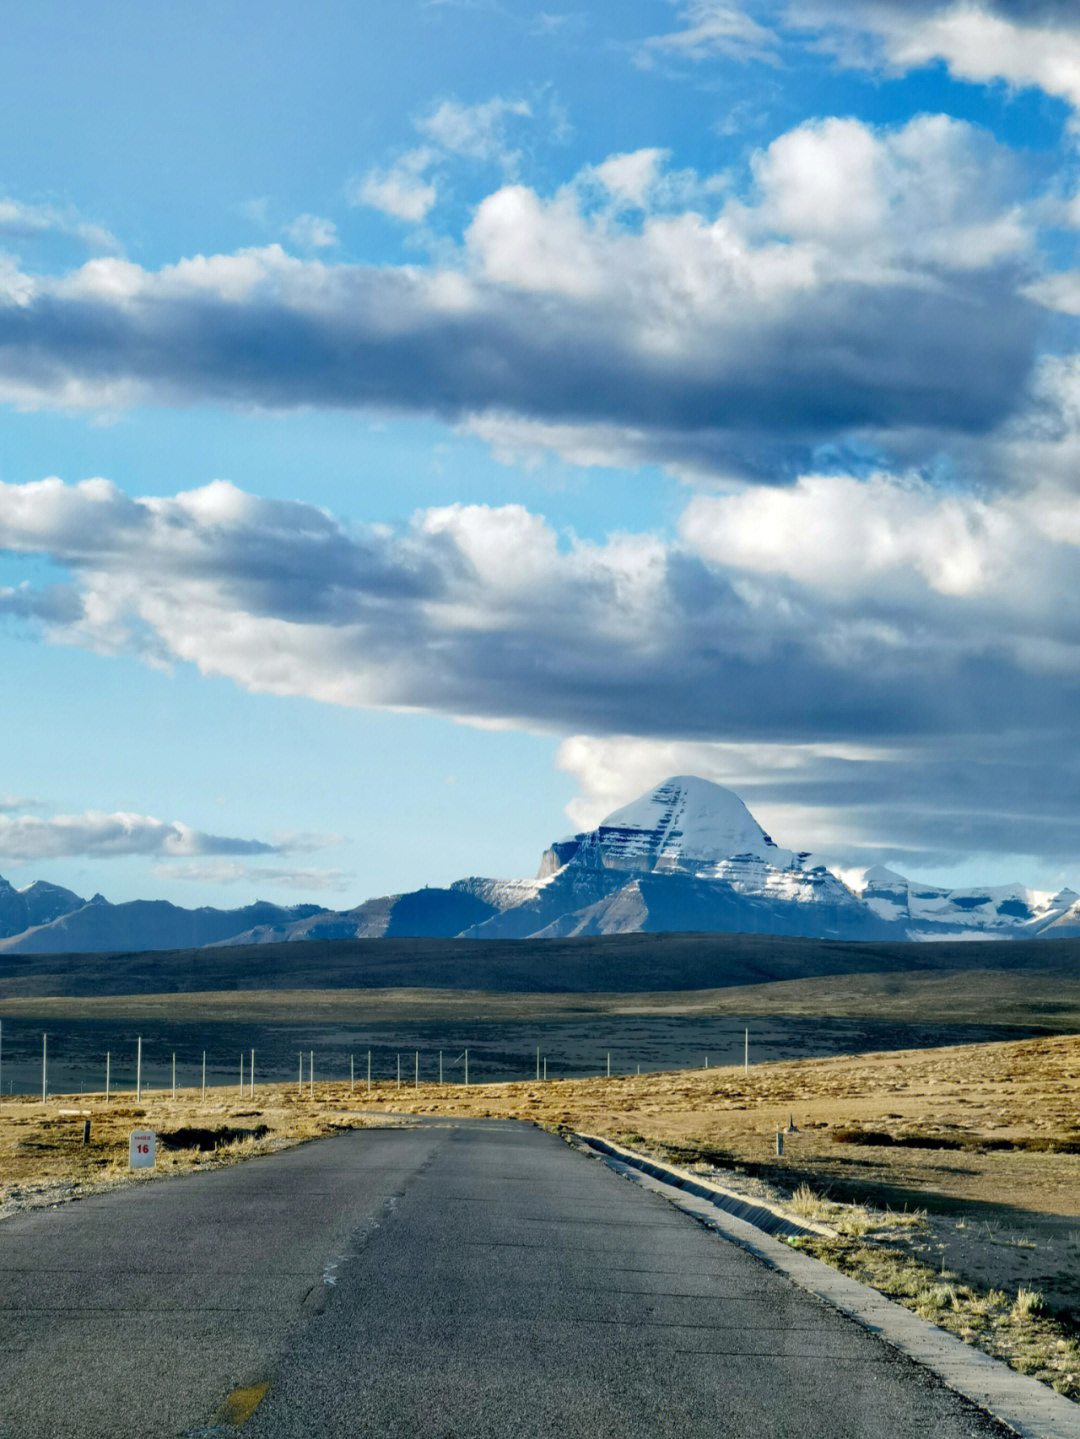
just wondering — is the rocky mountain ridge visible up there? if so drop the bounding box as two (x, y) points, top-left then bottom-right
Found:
(2, 776), (1077, 953)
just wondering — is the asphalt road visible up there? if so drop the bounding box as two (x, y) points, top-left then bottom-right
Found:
(1, 1120), (1014, 1438)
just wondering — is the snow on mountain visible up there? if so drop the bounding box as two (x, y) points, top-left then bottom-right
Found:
(540, 776), (798, 877)
(844, 865), (1078, 935)
(3, 776), (1079, 950)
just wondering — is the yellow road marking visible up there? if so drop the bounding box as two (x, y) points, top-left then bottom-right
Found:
(218, 1381), (270, 1426)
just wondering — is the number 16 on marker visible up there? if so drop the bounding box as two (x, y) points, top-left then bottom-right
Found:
(129, 1129), (156, 1169)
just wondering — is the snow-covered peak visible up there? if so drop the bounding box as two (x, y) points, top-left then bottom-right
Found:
(560, 775), (795, 875)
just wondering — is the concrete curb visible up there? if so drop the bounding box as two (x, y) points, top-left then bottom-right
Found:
(575, 1133), (1080, 1439)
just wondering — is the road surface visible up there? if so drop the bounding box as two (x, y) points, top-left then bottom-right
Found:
(0, 1120), (1012, 1437)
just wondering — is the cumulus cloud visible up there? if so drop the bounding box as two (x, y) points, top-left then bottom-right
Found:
(349, 149), (440, 222)
(783, 2), (1080, 113)
(416, 96), (532, 163)
(0, 111), (1047, 478)
(5, 472), (1080, 875)
(283, 214), (338, 249)
(6, 468), (1080, 864)
(350, 94), (534, 224)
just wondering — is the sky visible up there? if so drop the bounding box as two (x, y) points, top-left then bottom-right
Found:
(4, 0), (1080, 907)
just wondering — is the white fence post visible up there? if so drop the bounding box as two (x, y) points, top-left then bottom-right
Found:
(136, 1035), (142, 1102)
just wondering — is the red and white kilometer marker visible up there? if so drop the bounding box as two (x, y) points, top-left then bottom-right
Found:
(128, 1129), (155, 1169)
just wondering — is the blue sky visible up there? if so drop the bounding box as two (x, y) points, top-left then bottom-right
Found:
(5, 0), (1080, 906)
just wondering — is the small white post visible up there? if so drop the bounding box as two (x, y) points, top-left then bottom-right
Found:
(536, 1047), (540, 1081)
(745, 1028), (749, 1075)
(705, 1056), (709, 1069)
(0, 1020), (3, 1099)
(42, 1032), (47, 1104)
(171, 1052), (176, 1101)
(250, 1048), (255, 1099)
(239, 1054), (244, 1096)
(309, 1050), (314, 1101)
(367, 1050), (371, 1092)
(106, 1051), (111, 1103)
(606, 1052), (610, 1078)
(439, 1050), (443, 1085)
(637, 1063), (640, 1075)
(543, 1057), (547, 1080)
(465, 1049), (469, 1087)
(351, 1054), (354, 1092)
(136, 1035), (142, 1102)
(415, 1051), (419, 1089)
(397, 1053), (401, 1090)
(201, 1051), (206, 1103)
(298, 1052), (303, 1096)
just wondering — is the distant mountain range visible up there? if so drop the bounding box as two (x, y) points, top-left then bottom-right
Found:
(3, 776), (1079, 954)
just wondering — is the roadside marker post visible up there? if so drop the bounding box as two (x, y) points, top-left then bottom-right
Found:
(201, 1051), (206, 1103)
(309, 1051), (314, 1101)
(607, 1052), (611, 1078)
(350, 1054), (354, 1092)
(298, 1053), (303, 1096)
(415, 1051), (419, 1089)
(129, 1129), (155, 1169)
(250, 1048), (255, 1099)
(367, 1050), (371, 1093)
(397, 1054), (401, 1090)
(439, 1050), (443, 1085)
(465, 1049), (469, 1087)
(136, 1035), (142, 1102)
(105, 1052), (111, 1103)
(745, 1028), (749, 1074)
(172, 1053), (176, 1101)
(239, 1054), (244, 1097)
(543, 1057), (547, 1080)
(41, 1033), (47, 1104)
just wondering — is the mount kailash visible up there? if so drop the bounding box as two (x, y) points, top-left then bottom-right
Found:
(2, 776), (1078, 954)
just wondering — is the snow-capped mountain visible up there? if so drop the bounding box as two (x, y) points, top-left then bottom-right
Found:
(539, 775), (798, 876)
(1, 776), (1077, 952)
(845, 865), (1079, 939)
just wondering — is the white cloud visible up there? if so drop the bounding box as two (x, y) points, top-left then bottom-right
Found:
(638, 1), (779, 64)
(0, 197), (119, 252)
(153, 861), (351, 891)
(0, 809), (285, 862)
(283, 213), (338, 249)
(349, 149), (439, 222)
(6, 472), (1080, 864)
(416, 96), (532, 163)
(0, 112), (1043, 478)
(786, 2), (1080, 113)
(747, 113), (1029, 275)
(681, 471), (1028, 599)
